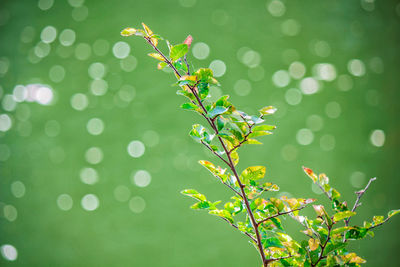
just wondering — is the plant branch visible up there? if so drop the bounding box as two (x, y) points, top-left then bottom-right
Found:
(257, 206), (307, 227)
(200, 140), (230, 166)
(220, 217), (257, 243)
(144, 37), (182, 78)
(345, 177), (376, 227)
(145, 39), (268, 266)
(311, 225), (331, 267)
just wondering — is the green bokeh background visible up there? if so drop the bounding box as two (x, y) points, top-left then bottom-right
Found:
(1, 0), (399, 266)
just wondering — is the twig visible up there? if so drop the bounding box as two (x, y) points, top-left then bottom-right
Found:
(311, 225), (331, 267)
(220, 217), (257, 243)
(345, 177), (376, 227)
(257, 206), (307, 226)
(200, 140), (230, 166)
(367, 217), (390, 230)
(184, 55), (190, 75)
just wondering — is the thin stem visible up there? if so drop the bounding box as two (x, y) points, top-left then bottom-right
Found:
(144, 37), (181, 78)
(220, 217), (257, 243)
(311, 225), (332, 267)
(265, 254), (294, 265)
(200, 140), (230, 166)
(184, 55), (190, 75)
(257, 206), (307, 226)
(367, 217), (390, 230)
(345, 177), (376, 227)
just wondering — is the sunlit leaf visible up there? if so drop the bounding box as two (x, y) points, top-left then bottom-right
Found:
(141, 22), (153, 36)
(388, 209), (400, 218)
(181, 102), (198, 111)
(170, 44), (188, 61)
(345, 226), (369, 240)
(252, 125), (276, 131)
(333, 211), (356, 222)
(208, 106), (228, 118)
(148, 53), (164, 61)
(121, 27), (137, 36)
(230, 150), (239, 166)
(150, 37), (158, 47)
(181, 189), (206, 201)
(372, 215), (384, 225)
(240, 166), (266, 184)
(248, 130), (272, 138)
(303, 167), (318, 183)
(263, 237), (285, 249)
(259, 106), (277, 116)
(157, 61), (168, 70)
(308, 238), (320, 251)
(209, 209), (234, 223)
(244, 139), (263, 145)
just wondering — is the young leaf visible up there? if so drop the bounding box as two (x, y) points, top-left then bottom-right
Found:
(263, 237), (285, 249)
(259, 106), (277, 116)
(388, 209), (400, 218)
(181, 102), (198, 111)
(183, 35), (193, 48)
(121, 27), (137, 36)
(181, 189), (207, 201)
(148, 53), (164, 61)
(230, 150), (239, 166)
(333, 211), (356, 222)
(308, 238), (320, 251)
(303, 167), (318, 183)
(252, 125), (276, 131)
(170, 44), (188, 61)
(141, 22), (153, 36)
(240, 166), (266, 184)
(208, 106), (229, 118)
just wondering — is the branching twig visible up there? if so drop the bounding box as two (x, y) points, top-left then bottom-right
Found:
(345, 177), (376, 227)
(257, 206), (307, 227)
(220, 217), (257, 242)
(311, 225), (331, 267)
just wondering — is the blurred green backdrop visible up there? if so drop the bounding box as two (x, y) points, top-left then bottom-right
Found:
(0, 0), (399, 266)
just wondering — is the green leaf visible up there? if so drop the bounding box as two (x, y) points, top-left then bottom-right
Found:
(181, 189), (206, 201)
(388, 209), (400, 218)
(215, 95), (230, 107)
(331, 226), (351, 235)
(333, 211), (356, 222)
(181, 102), (198, 111)
(148, 53), (164, 61)
(170, 44), (188, 61)
(194, 68), (216, 83)
(248, 130), (272, 138)
(345, 226), (369, 240)
(191, 201), (211, 210)
(308, 238), (320, 251)
(263, 237), (285, 249)
(209, 209), (234, 223)
(230, 150), (239, 166)
(240, 166), (266, 184)
(197, 82), (209, 100)
(208, 106), (228, 118)
(323, 241), (347, 256)
(331, 188), (341, 201)
(189, 124), (206, 143)
(216, 116), (226, 131)
(252, 125), (276, 131)
(244, 139), (263, 145)
(259, 106), (277, 116)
